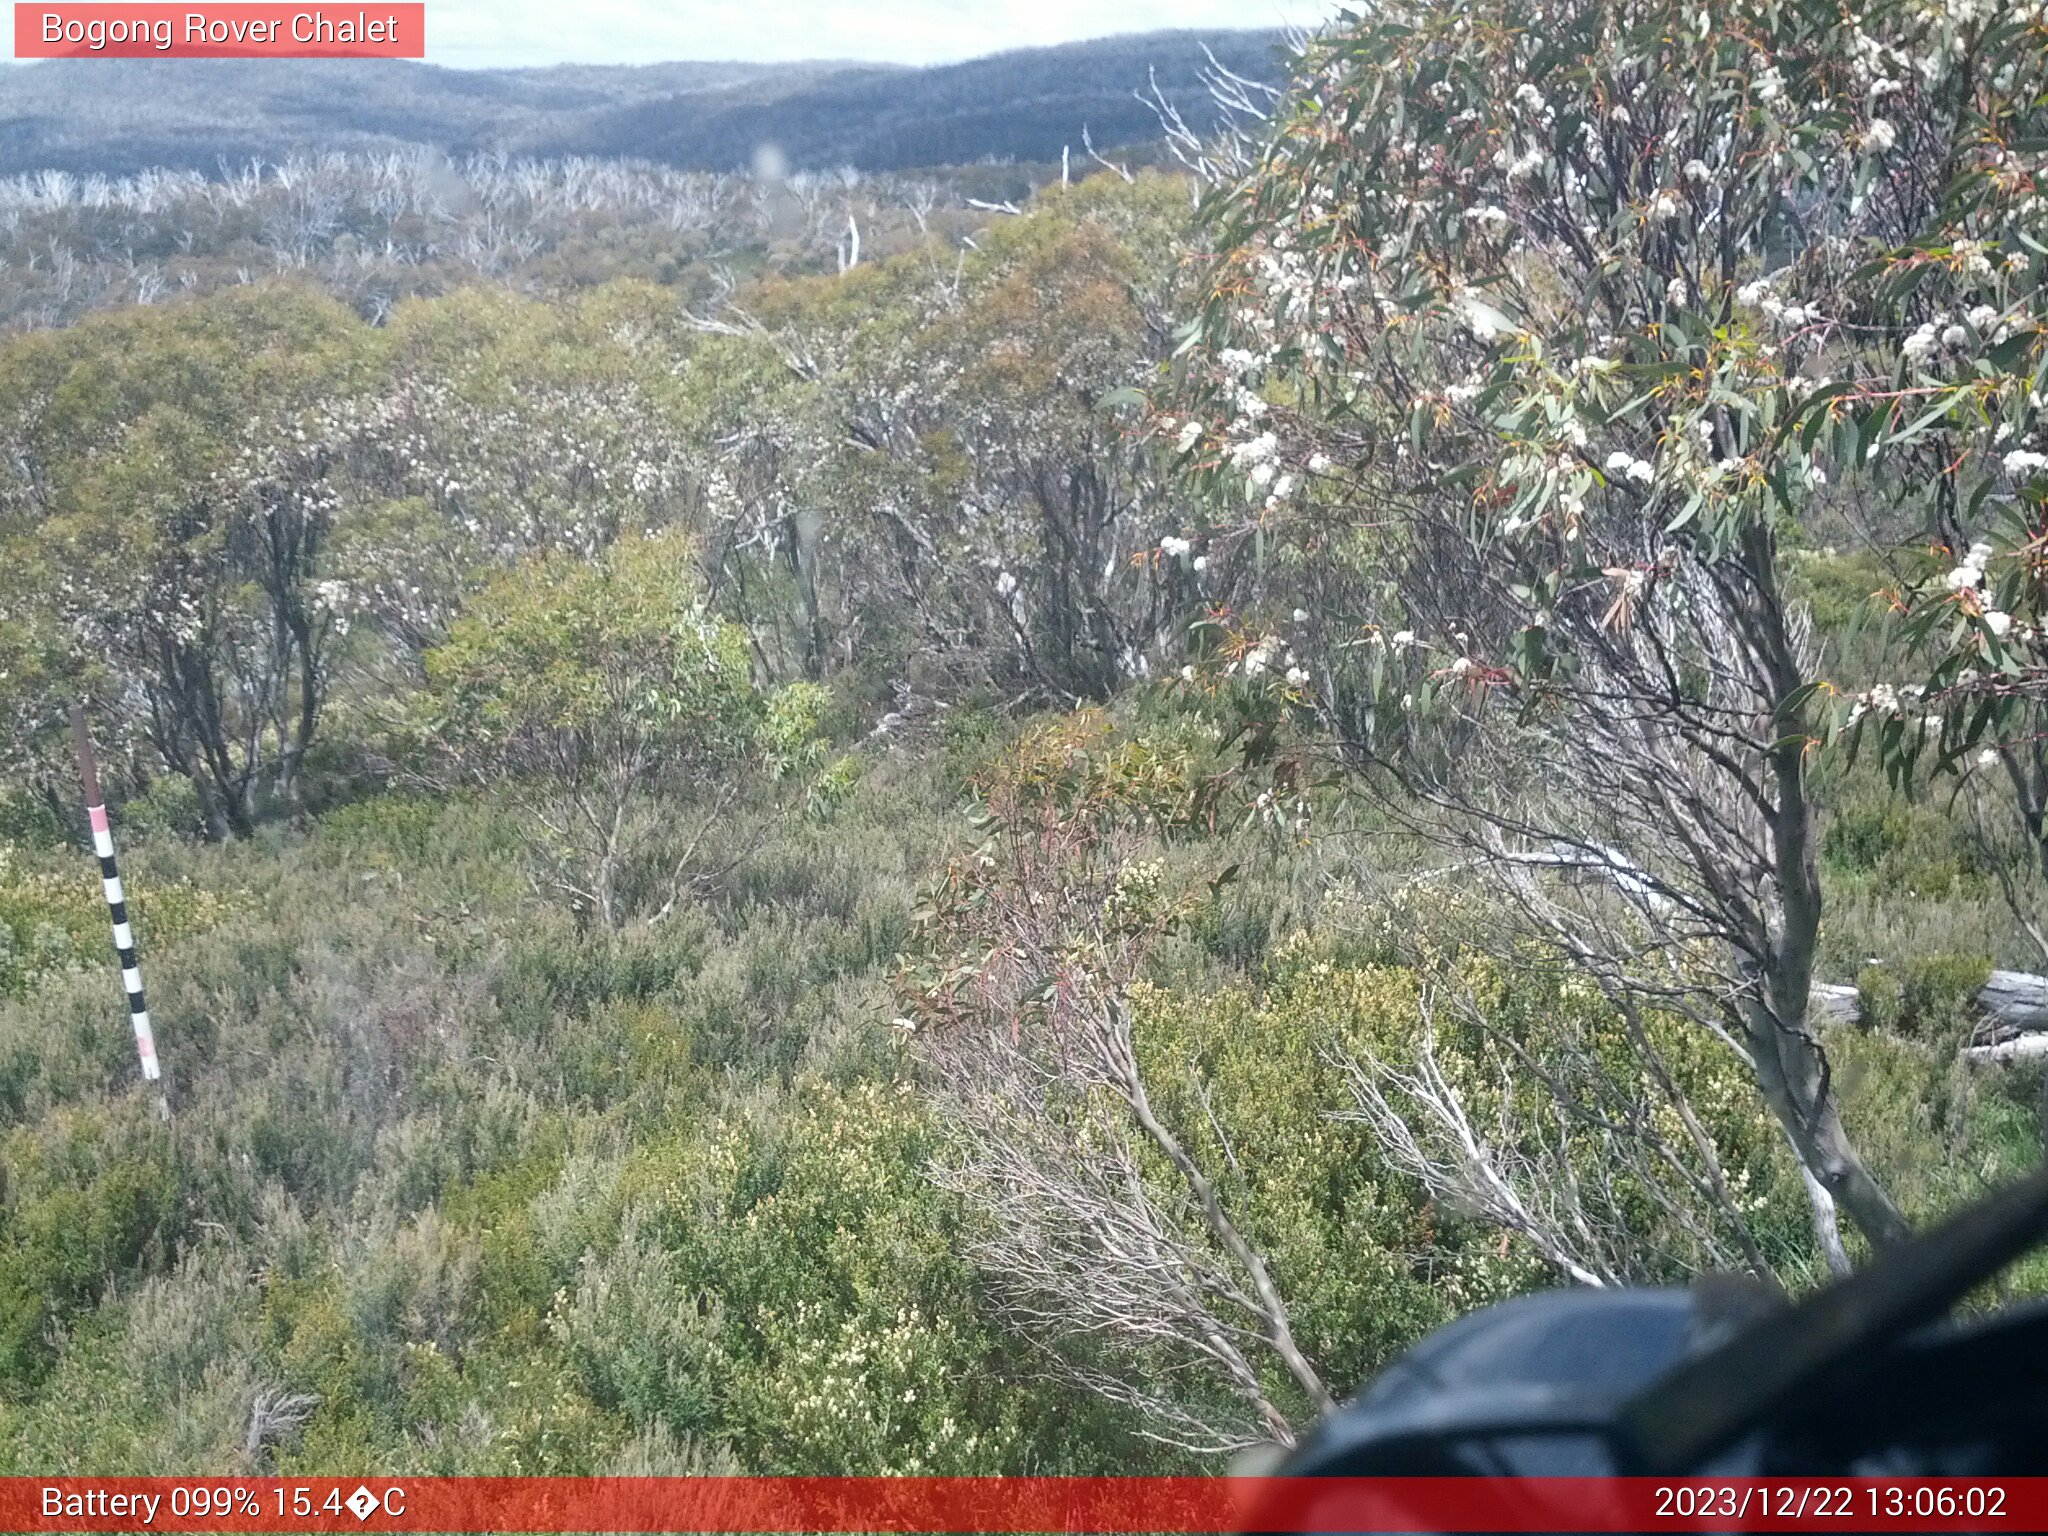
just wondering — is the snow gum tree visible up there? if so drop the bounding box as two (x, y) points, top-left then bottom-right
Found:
(1166, 0), (2048, 1263)
(0, 286), (384, 837)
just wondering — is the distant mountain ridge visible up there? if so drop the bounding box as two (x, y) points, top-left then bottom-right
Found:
(0, 30), (1287, 179)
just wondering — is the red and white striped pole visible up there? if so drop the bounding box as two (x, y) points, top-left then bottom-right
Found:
(70, 705), (164, 1095)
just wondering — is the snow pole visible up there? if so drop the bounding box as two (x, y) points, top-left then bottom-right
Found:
(70, 704), (166, 1109)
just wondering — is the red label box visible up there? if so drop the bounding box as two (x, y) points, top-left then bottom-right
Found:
(14, 4), (424, 58)
(4, 1477), (2048, 1533)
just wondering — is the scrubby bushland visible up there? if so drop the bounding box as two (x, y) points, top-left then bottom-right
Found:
(415, 529), (847, 928)
(0, 760), (1152, 1472)
(673, 174), (1207, 699)
(3, 0), (2046, 1473)
(0, 181), (1200, 832)
(7, 701), (2038, 1466)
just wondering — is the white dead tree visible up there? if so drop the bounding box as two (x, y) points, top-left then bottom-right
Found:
(902, 181), (939, 237)
(912, 804), (1331, 1451)
(242, 1387), (319, 1471)
(1331, 976), (1778, 1289)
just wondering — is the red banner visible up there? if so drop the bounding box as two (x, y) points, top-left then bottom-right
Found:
(3, 1477), (2045, 1532)
(14, 5), (424, 58)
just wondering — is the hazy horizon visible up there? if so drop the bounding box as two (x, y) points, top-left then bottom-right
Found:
(2, 2), (1336, 69)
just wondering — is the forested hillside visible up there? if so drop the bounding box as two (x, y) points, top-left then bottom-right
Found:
(0, 30), (1283, 334)
(3, 0), (2048, 1475)
(0, 30), (1284, 178)
(0, 151), (1012, 332)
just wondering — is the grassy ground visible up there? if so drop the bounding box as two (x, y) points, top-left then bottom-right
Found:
(1, 705), (2043, 1470)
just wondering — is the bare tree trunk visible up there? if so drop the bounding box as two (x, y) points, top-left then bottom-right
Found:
(1791, 1151), (1852, 1278)
(916, 811), (1330, 1451)
(1746, 527), (1910, 1252)
(1112, 1003), (1334, 1420)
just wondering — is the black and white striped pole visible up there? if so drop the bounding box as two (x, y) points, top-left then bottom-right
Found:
(70, 705), (166, 1111)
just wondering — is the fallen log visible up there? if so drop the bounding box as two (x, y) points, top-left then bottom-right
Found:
(1504, 846), (2048, 1040)
(1809, 970), (2048, 1031)
(1976, 969), (2048, 1031)
(1962, 1035), (2048, 1066)
(1810, 983), (1862, 1027)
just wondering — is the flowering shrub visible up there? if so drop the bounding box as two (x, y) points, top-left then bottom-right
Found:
(616, 1077), (1069, 1473)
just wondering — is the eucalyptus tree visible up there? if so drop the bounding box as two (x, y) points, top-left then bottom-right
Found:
(685, 178), (1211, 701)
(334, 284), (698, 664)
(0, 284), (384, 835)
(1166, 0), (2048, 1262)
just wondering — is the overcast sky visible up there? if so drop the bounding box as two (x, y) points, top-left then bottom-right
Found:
(424, 1), (1339, 69)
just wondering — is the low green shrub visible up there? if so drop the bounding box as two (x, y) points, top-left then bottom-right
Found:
(0, 1113), (182, 1392)
(1857, 964), (1906, 1034)
(0, 792), (65, 849)
(1901, 952), (1993, 1041)
(119, 777), (207, 843)
(1824, 801), (1912, 874)
(1858, 952), (1991, 1041)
